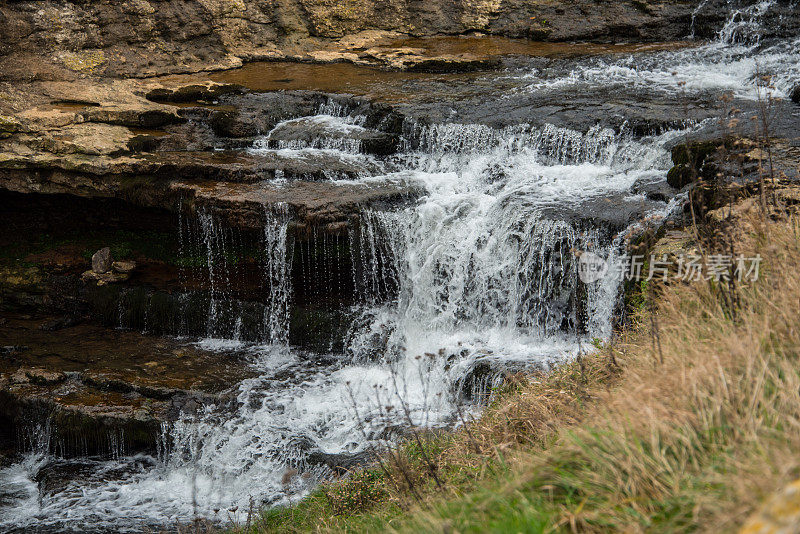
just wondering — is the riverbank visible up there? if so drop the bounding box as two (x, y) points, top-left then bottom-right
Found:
(247, 175), (800, 532)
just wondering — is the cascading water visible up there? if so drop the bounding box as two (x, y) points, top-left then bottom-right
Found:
(261, 203), (293, 346)
(524, 0), (799, 100)
(1, 2), (798, 531)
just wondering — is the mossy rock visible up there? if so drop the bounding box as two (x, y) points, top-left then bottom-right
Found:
(667, 140), (723, 188)
(670, 140), (719, 167)
(0, 115), (21, 138)
(667, 164), (695, 188)
(0, 266), (44, 292)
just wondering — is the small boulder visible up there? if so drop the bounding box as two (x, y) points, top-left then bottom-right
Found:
(91, 247), (112, 273)
(791, 85), (800, 104)
(112, 260), (136, 274)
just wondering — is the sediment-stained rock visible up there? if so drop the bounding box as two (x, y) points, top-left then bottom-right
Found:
(0, 315), (255, 458)
(0, 0), (708, 81)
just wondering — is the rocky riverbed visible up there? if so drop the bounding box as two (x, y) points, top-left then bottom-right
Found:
(1, 0), (799, 531)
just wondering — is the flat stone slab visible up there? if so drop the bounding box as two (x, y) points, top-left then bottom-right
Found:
(173, 177), (421, 229)
(0, 314), (257, 457)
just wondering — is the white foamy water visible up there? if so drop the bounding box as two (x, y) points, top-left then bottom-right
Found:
(0, 120), (684, 533)
(524, 0), (800, 100)
(0, 2), (797, 531)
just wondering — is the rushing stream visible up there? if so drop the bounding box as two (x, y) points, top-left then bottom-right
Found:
(1, 1), (798, 531)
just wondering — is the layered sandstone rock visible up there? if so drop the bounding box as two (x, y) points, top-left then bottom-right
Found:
(0, 0), (705, 81)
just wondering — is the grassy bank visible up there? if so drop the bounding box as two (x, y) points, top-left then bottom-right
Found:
(241, 188), (800, 533)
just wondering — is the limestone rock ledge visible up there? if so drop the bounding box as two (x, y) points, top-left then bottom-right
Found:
(0, 0), (712, 81)
(0, 82), (416, 230)
(0, 315), (257, 457)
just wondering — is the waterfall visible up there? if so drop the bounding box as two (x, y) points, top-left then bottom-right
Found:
(717, 0), (777, 45)
(2, 1), (798, 531)
(344, 121), (674, 370)
(525, 0), (800, 100)
(262, 203), (292, 345)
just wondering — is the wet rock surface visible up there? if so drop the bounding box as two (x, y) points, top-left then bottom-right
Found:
(0, 0), (705, 81)
(0, 85), (418, 229)
(0, 314), (256, 458)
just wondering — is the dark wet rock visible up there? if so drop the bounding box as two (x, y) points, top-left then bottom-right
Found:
(0, 314), (256, 458)
(127, 134), (163, 153)
(173, 179), (422, 230)
(145, 84), (245, 104)
(91, 247), (112, 274)
(456, 357), (546, 402)
(307, 449), (372, 475)
(210, 92), (328, 138)
(540, 193), (663, 231)
(289, 307), (354, 353)
(632, 177), (675, 202)
(395, 81), (722, 134)
(34, 459), (104, 497)
(83, 107), (185, 129)
(457, 360), (497, 402)
(792, 86), (800, 104)
(39, 316), (82, 332)
(210, 110), (260, 139)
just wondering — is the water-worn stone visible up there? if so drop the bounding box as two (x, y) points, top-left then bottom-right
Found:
(91, 247), (112, 274)
(791, 85), (800, 104)
(111, 261), (136, 274)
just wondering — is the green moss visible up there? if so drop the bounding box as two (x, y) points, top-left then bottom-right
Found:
(666, 164), (695, 188)
(0, 115), (21, 137)
(58, 50), (107, 73)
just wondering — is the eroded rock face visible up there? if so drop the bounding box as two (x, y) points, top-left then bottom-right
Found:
(0, 0), (703, 81)
(0, 87), (415, 230)
(0, 314), (255, 458)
